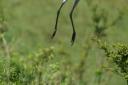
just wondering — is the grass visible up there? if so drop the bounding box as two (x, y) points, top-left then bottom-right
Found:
(0, 0), (128, 85)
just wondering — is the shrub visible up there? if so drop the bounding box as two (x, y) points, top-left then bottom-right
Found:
(101, 43), (128, 84)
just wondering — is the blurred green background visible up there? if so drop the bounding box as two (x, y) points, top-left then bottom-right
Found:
(0, 0), (128, 85)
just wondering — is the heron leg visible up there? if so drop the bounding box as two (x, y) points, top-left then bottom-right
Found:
(51, 1), (67, 39)
(69, 0), (80, 45)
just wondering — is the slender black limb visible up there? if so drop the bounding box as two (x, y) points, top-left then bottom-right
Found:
(51, 1), (67, 39)
(69, 0), (80, 45)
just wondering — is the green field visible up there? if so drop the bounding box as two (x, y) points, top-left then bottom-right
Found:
(0, 0), (128, 85)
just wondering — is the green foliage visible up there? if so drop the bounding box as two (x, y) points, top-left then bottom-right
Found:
(0, 0), (128, 85)
(101, 43), (128, 83)
(92, 5), (123, 38)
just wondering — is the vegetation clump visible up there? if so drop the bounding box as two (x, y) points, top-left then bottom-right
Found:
(101, 43), (128, 84)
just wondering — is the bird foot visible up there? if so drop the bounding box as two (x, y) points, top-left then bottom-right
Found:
(71, 32), (76, 45)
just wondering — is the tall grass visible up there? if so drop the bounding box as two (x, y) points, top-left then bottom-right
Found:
(0, 0), (128, 85)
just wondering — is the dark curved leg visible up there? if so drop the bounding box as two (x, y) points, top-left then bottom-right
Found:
(69, 0), (80, 45)
(51, 1), (67, 39)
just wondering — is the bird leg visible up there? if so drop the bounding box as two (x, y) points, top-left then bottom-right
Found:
(51, 0), (67, 39)
(69, 0), (80, 45)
